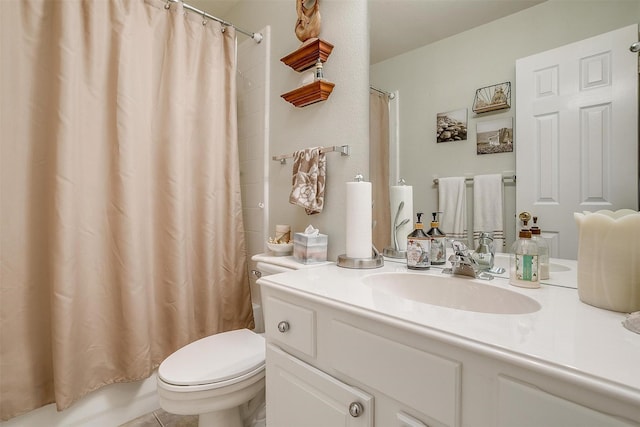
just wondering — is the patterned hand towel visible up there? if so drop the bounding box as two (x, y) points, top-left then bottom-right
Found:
(437, 176), (467, 241)
(289, 147), (326, 215)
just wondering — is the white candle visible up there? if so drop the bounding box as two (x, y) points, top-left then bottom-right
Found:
(389, 185), (413, 251)
(346, 180), (373, 259)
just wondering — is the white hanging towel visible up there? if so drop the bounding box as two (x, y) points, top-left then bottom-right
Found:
(473, 174), (505, 252)
(437, 177), (467, 241)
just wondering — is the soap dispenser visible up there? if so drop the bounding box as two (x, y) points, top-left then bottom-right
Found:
(426, 212), (446, 265)
(509, 212), (540, 288)
(530, 216), (550, 280)
(407, 212), (431, 270)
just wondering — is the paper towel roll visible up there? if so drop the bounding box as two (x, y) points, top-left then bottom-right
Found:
(389, 185), (414, 251)
(346, 180), (373, 259)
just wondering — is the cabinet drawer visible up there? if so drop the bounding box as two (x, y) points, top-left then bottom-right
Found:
(265, 296), (316, 357)
(330, 320), (461, 427)
(267, 344), (373, 427)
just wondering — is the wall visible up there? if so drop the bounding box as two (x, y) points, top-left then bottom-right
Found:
(236, 26), (270, 304)
(226, 0), (370, 261)
(370, 0), (640, 250)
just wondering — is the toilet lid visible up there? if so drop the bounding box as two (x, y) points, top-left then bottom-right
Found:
(158, 329), (265, 387)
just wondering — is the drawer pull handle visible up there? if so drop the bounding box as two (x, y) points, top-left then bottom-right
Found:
(277, 321), (290, 333)
(349, 402), (364, 417)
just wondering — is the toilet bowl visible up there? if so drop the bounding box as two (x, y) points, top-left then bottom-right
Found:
(156, 254), (324, 427)
(157, 328), (266, 427)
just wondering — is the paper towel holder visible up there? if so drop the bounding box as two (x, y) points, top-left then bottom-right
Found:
(338, 173), (384, 269)
(337, 246), (384, 269)
(383, 178), (410, 259)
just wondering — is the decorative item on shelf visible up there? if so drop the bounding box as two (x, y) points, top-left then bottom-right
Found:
(314, 59), (324, 81)
(472, 82), (511, 114)
(295, 0), (321, 42)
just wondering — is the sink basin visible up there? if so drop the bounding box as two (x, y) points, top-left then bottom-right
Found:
(362, 272), (541, 314)
(549, 263), (571, 272)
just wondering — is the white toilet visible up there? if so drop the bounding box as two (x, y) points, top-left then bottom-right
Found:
(156, 254), (321, 427)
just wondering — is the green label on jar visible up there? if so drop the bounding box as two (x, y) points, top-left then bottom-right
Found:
(516, 254), (538, 281)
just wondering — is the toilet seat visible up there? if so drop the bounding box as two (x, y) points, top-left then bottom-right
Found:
(158, 329), (265, 390)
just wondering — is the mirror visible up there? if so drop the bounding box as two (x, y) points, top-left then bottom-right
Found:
(369, 1), (639, 254)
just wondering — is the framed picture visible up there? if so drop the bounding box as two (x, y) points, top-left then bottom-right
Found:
(476, 117), (513, 155)
(436, 108), (467, 143)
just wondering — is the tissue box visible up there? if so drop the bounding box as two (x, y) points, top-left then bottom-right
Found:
(293, 232), (328, 264)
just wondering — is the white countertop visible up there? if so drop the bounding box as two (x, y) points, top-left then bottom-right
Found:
(258, 254), (640, 405)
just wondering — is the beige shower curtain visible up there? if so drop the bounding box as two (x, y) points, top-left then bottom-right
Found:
(0, 0), (253, 420)
(370, 92), (391, 251)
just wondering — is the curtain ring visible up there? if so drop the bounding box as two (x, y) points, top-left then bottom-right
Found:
(221, 27), (226, 33)
(202, 10), (207, 25)
(164, 0), (170, 10)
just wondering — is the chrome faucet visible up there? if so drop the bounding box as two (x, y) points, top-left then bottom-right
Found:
(443, 240), (493, 280)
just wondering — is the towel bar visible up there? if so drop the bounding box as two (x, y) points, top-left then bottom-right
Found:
(433, 175), (516, 185)
(272, 145), (350, 165)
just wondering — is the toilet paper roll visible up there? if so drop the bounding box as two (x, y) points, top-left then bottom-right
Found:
(390, 185), (413, 251)
(346, 180), (373, 259)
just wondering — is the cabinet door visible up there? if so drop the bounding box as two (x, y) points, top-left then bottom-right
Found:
(267, 344), (373, 427)
(498, 376), (638, 427)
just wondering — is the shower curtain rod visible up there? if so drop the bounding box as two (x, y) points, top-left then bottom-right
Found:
(370, 85), (395, 99)
(168, 0), (263, 43)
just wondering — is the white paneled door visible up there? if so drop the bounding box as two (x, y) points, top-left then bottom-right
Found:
(516, 24), (638, 260)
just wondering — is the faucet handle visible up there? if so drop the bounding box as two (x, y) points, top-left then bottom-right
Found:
(450, 240), (470, 255)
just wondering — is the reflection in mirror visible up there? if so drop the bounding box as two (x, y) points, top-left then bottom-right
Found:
(369, 1), (640, 257)
(370, 86), (401, 253)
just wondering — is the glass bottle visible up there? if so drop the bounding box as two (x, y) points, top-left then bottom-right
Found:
(407, 213), (431, 270)
(530, 216), (549, 280)
(426, 212), (446, 265)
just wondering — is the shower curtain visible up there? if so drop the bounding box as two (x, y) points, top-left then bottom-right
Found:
(370, 92), (391, 251)
(0, 0), (253, 420)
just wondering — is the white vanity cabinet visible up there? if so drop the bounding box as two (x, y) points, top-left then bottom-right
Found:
(261, 276), (640, 427)
(263, 291), (461, 427)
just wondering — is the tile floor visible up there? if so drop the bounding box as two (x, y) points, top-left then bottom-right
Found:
(119, 409), (198, 427)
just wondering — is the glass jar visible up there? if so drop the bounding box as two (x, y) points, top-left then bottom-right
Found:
(509, 229), (540, 288)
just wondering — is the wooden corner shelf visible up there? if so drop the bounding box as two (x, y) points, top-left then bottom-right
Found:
(281, 80), (335, 108)
(280, 38), (334, 72)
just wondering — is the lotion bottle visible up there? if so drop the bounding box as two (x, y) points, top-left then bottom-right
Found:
(510, 212), (540, 288)
(407, 213), (431, 270)
(426, 212), (446, 265)
(530, 216), (550, 280)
